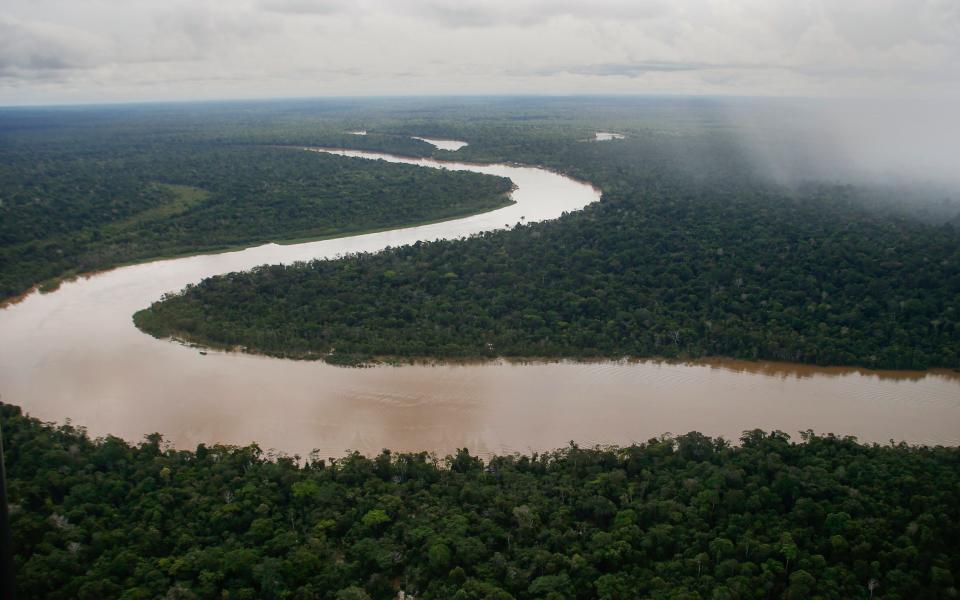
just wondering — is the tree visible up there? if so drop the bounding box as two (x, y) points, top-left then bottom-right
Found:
(786, 570), (816, 600)
(780, 533), (799, 574)
(335, 587), (371, 600)
(710, 538), (735, 564)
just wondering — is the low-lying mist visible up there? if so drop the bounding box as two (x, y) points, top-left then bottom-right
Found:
(721, 98), (958, 186)
(715, 97), (960, 222)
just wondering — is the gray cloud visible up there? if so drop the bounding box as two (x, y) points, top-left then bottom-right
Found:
(0, 0), (957, 103)
(550, 62), (744, 77)
(0, 18), (107, 78)
(823, 2), (960, 49)
(258, 0), (357, 16)
(533, 60), (946, 82)
(387, 0), (671, 28)
(257, 0), (672, 27)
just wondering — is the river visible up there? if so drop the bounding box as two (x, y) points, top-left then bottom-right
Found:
(1, 147), (957, 458)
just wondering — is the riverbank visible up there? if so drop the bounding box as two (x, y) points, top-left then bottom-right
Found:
(1, 190), (516, 309)
(6, 401), (957, 599)
(3, 146), (957, 460)
(132, 331), (960, 381)
(0, 146), (516, 305)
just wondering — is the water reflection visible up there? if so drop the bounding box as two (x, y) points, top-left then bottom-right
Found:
(695, 358), (959, 382)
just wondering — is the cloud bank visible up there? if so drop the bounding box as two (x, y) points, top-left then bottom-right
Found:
(0, 0), (957, 104)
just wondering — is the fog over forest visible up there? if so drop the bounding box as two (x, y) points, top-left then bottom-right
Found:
(4, 0), (957, 193)
(717, 98), (960, 189)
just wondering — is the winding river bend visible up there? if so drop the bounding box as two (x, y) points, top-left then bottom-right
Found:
(1, 148), (958, 457)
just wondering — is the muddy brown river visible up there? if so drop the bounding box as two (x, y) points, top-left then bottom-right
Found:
(1, 148), (957, 458)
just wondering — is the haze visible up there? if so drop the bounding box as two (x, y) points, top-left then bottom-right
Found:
(1, 1), (959, 187)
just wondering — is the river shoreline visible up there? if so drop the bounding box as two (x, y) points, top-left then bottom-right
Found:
(2, 146), (957, 456)
(140, 331), (960, 381)
(0, 185), (517, 309)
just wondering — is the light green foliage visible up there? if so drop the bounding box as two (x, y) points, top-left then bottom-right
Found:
(292, 479), (322, 501)
(360, 509), (390, 529)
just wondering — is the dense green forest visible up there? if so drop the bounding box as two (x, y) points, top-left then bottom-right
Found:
(4, 99), (959, 368)
(0, 112), (513, 300)
(135, 181), (960, 370)
(3, 403), (957, 599)
(131, 103), (960, 370)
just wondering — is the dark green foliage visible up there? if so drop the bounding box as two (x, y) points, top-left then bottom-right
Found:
(5, 99), (958, 369)
(137, 163), (960, 370)
(4, 404), (958, 599)
(0, 124), (512, 300)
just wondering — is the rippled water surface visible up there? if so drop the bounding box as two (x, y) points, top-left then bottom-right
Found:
(1, 148), (957, 457)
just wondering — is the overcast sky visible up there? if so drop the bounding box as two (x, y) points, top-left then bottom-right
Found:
(1, 0), (958, 105)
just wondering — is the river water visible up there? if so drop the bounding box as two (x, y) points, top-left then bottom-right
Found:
(1, 148), (957, 458)
(411, 137), (469, 151)
(595, 132), (626, 141)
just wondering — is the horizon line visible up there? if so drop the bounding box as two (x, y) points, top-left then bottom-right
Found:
(0, 91), (894, 111)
